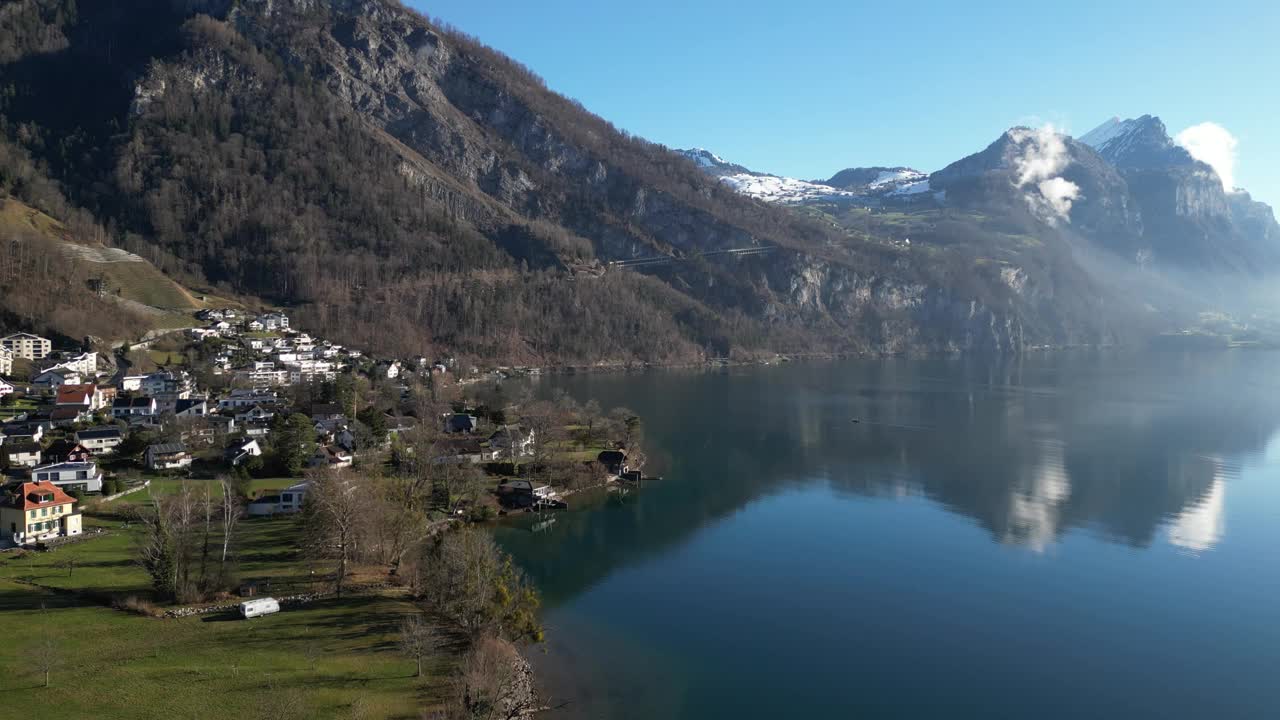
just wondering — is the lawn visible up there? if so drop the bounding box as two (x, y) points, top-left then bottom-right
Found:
(0, 583), (452, 719)
(0, 507), (457, 718)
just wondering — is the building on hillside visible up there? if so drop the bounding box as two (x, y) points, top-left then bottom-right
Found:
(119, 375), (147, 392)
(489, 426), (536, 458)
(47, 352), (97, 377)
(374, 360), (402, 380)
(75, 426), (124, 454)
(445, 413), (479, 434)
(3, 441), (43, 468)
(144, 443), (192, 471)
(43, 440), (93, 464)
(33, 367), (81, 388)
(258, 312), (289, 331)
(56, 384), (103, 411)
(246, 481), (309, 517)
(112, 397), (157, 419)
(140, 371), (191, 398)
(32, 462), (104, 494)
(174, 398), (208, 417)
(0, 481), (82, 546)
(0, 347), (13, 377)
(48, 407), (92, 428)
(224, 438), (262, 467)
(219, 388), (279, 409)
(309, 445), (353, 470)
(1, 333), (51, 361)
(285, 359), (336, 385)
(0, 424), (44, 445)
(236, 362), (288, 388)
(0, 379), (14, 398)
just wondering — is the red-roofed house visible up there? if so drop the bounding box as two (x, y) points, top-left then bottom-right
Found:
(0, 481), (82, 546)
(56, 384), (103, 411)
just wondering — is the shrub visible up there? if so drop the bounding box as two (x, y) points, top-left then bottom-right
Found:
(112, 595), (163, 617)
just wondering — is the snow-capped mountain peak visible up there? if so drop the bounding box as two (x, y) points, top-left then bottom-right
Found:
(677, 149), (932, 205)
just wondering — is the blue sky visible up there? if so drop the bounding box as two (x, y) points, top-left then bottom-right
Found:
(408, 0), (1280, 206)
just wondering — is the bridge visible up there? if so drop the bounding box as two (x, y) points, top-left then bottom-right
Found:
(608, 245), (776, 269)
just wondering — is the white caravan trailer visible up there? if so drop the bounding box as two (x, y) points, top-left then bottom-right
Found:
(239, 597), (281, 619)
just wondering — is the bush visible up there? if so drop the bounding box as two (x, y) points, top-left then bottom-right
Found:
(466, 505), (496, 523)
(112, 595), (163, 617)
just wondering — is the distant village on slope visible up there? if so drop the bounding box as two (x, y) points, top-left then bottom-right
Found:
(0, 309), (649, 548)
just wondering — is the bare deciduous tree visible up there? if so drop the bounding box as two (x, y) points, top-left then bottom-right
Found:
(301, 467), (366, 598)
(398, 614), (442, 678)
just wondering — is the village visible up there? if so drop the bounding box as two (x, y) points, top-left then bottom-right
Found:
(0, 310), (652, 717)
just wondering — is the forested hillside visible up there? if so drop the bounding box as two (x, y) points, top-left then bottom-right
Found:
(0, 0), (1136, 362)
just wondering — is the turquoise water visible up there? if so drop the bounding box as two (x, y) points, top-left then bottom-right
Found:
(494, 352), (1280, 719)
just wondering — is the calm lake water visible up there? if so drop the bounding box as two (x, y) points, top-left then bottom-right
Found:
(494, 351), (1280, 719)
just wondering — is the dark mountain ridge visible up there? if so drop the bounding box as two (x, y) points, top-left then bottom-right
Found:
(0, 0), (1229, 362)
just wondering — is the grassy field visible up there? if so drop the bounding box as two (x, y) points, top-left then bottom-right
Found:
(0, 502), (456, 718)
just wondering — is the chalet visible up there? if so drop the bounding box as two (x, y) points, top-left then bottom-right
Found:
(112, 397), (157, 419)
(33, 367), (81, 388)
(224, 439), (263, 467)
(32, 461), (104, 493)
(144, 443), (193, 471)
(75, 426), (124, 454)
(1, 481), (81, 546)
(3, 441), (42, 468)
(245, 319), (266, 332)
(445, 413), (479, 434)
(43, 440), (93, 464)
(1, 333), (52, 361)
(489, 426), (536, 458)
(0, 347), (12, 377)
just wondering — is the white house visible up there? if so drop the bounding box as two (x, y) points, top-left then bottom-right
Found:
(1, 333), (51, 361)
(75, 426), (124, 454)
(144, 443), (193, 471)
(32, 462), (104, 494)
(246, 481), (309, 516)
(119, 375), (146, 392)
(258, 312), (290, 331)
(112, 397), (157, 419)
(219, 388), (278, 409)
(224, 438), (262, 467)
(0, 347), (13, 377)
(33, 367), (81, 388)
(0, 379), (14, 398)
(47, 352), (97, 377)
(489, 426), (537, 458)
(3, 441), (43, 468)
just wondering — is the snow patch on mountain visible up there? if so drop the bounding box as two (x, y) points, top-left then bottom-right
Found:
(718, 174), (861, 204)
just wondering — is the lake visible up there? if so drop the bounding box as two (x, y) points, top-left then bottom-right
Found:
(494, 351), (1280, 719)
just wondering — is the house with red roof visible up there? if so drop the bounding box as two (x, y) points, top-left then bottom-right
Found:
(0, 481), (81, 546)
(55, 383), (103, 411)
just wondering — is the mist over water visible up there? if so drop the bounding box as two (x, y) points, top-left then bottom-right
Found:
(497, 351), (1280, 719)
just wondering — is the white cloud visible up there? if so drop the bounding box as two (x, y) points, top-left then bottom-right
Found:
(1009, 124), (1081, 226)
(1175, 122), (1238, 191)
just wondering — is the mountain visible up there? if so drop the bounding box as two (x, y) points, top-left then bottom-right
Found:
(821, 167), (931, 197)
(1, 0), (1094, 363)
(1078, 115), (1280, 269)
(675, 149), (861, 203)
(679, 151), (933, 205)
